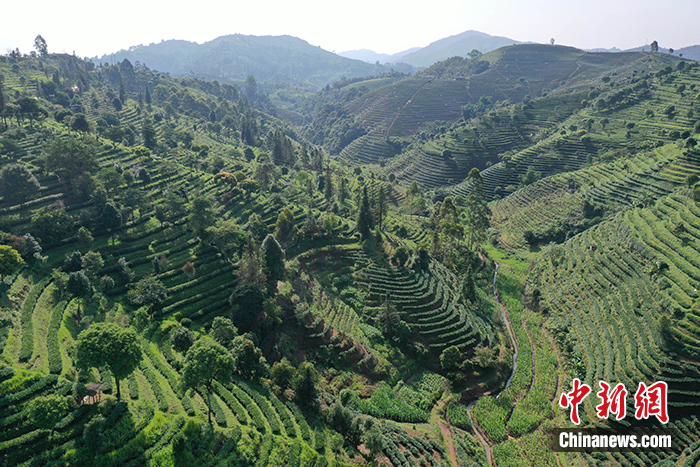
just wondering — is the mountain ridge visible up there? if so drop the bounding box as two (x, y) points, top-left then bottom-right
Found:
(92, 34), (414, 90)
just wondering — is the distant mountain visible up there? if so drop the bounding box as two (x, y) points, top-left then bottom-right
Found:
(623, 44), (700, 60)
(92, 35), (412, 90)
(584, 47), (623, 53)
(676, 45), (700, 61)
(397, 30), (522, 68)
(338, 47), (421, 64)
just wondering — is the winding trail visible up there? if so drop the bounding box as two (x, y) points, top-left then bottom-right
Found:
(493, 262), (519, 397)
(466, 260), (520, 467)
(434, 398), (460, 467)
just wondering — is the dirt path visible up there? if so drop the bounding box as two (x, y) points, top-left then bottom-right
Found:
(468, 406), (493, 467)
(492, 262), (518, 396)
(434, 398), (460, 467)
(464, 260), (521, 467)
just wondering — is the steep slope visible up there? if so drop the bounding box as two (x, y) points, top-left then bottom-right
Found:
(335, 44), (679, 166)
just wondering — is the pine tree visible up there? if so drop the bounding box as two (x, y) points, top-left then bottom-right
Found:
(301, 209), (321, 239)
(376, 184), (388, 230)
(0, 75), (6, 118)
(119, 78), (126, 104)
(237, 237), (266, 288)
(462, 265), (477, 303)
(274, 207), (295, 245)
(324, 170), (334, 201)
(260, 234), (285, 294)
(465, 168), (491, 250)
(142, 119), (157, 149)
(356, 186), (374, 239)
(378, 293), (399, 339)
(338, 177), (348, 204)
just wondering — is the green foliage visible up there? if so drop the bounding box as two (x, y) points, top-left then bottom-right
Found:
(182, 338), (235, 423)
(210, 316), (238, 349)
(230, 336), (269, 380)
(346, 384), (429, 423)
(356, 185), (374, 239)
(0, 164), (40, 205)
(76, 322), (142, 400)
(292, 361), (318, 407)
(271, 358), (295, 390)
(260, 233), (285, 293)
(31, 206), (75, 243)
(206, 220), (247, 261)
(274, 207), (295, 244)
(440, 345), (462, 371)
(43, 136), (99, 184)
(229, 284), (264, 330)
(0, 244), (23, 280)
(170, 326), (195, 353)
(66, 270), (91, 312)
(188, 196), (215, 238)
(25, 394), (71, 434)
(446, 400), (471, 430)
(128, 275), (168, 313)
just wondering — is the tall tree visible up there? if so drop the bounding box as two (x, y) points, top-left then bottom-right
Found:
(253, 161), (279, 191)
(100, 202), (123, 244)
(378, 293), (400, 339)
(650, 40), (659, 53)
(43, 136), (99, 191)
(464, 168), (491, 251)
(188, 196), (215, 238)
(31, 206), (75, 243)
(0, 74), (6, 118)
(0, 164), (40, 205)
(375, 184), (388, 231)
(356, 185), (374, 239)
(230, 336), (269, 380)
(324, 170), (334, 201)
(236, 237), (266, 288)
(170, 326), (195, 353)
(292, 361), (318, 407)
(142, 119), (157, 149)
(75, 323), (142, 401)
(33, 35), (48, 57)
(67, 271), (91, 318)
(182, 338), (235, 424)
(229, 284), (264, 330)
(119, 78), (126, 104)
(270, 358), (295, 390)
(206, 220), (247, 262)
(260, 234), (285, 294)
(245, 75), (257, 100)
(274, 207), (295, 245)
(210, 316), (238, 349)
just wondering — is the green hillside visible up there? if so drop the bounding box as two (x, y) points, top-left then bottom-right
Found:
(92, 35), (414, 91)
(3, 40), (700, 467)
(317, 44), (680, 167)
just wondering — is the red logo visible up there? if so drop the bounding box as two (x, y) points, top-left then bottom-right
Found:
(559, 378), (592, 425)
(559, 380), (668, 424)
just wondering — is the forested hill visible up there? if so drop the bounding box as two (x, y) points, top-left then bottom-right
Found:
(92, 35), (414, 90)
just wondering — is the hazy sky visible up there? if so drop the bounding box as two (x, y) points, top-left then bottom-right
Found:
(1, 0), (698, 58)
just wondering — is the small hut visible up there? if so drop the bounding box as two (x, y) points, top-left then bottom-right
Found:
(83, 383), (103, 405)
